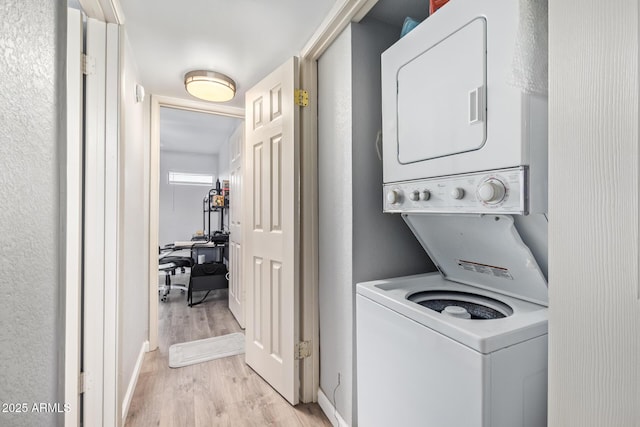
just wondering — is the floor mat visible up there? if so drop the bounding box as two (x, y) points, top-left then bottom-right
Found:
(169, 332), (245, 368)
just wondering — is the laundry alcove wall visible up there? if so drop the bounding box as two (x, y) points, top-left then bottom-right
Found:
(317, 13), (435, 425)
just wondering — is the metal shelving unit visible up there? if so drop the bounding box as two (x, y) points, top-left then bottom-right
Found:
(202, 188), (227, 239)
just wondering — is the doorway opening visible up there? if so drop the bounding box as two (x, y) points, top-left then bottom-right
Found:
(156, 106), (240, 309)
(148, 96), (244, 351)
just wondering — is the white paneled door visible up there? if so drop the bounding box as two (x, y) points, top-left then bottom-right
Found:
(243, 57), (300, 405)
(229, 124), (245, 328)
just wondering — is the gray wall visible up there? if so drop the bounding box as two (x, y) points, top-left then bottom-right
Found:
(159, 150), (218, 244)
(118, 31), (150, 414)
(350, 21), (433, 285)
(0, 1), (65, 426)
(319, 24), (354, 424)
(318, 20), (434, 426)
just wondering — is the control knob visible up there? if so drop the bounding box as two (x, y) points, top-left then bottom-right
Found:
(450, 187), (465, 200)
(420, 190), (431, 201)
(478, 180), (506, 204)
(409, 190), (420, 202)
(386, 189), (403, 205)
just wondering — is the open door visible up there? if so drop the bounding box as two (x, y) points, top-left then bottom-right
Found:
(243, 57), (301, 405)
(229, 124), (245, 328)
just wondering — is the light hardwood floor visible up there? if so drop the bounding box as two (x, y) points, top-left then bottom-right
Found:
(125, 281), (331, 427)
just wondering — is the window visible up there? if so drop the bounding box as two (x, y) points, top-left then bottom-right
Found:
(168, 171), (214, 186)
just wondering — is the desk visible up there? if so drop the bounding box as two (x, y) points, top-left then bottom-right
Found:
(172, 240), (218, 248)
(164, 241), (227, 264)
(159, 241), (229, 306)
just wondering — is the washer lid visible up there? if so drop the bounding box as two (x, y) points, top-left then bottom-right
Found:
(403, 214), (548, 306)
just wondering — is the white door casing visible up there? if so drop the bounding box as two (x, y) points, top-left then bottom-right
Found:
(229, 124), (245, 328)
(71, 2), (133, 425)
(83, 17), (121, 427)
(65, 8), (83, 427)
(83, 16), (107, 424)
(243, 57), (301, 405)
(103, 23), (120, 427)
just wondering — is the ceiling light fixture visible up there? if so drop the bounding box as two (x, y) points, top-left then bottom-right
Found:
(184, 70), (236, 102)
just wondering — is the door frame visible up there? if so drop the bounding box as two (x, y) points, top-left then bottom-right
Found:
(70, 4), (123, 427)
(64, 8), (84, 426)
(80, 16), (121, 427)
(297, 0), (380, 404)
(78, 0), (125, 23)
(147, 95), (244, 350)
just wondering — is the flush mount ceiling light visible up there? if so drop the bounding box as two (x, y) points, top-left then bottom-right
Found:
(184, 70), (236, 102)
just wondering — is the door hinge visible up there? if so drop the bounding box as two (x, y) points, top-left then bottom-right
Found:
(295, 340), (312, 360)
(79, 372), (86, 394)
(294, 89), (309, 107)
(82, 54), (96, 75)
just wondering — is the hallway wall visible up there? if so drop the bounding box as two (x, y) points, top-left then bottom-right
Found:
(0, 2), (65, 426)
(119, 30), (150, 419)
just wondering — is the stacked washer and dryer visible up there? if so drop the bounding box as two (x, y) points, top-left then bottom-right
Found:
(356, 0), (549, 426)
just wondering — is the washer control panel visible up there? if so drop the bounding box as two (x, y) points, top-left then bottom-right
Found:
(384, 167), (527, 214)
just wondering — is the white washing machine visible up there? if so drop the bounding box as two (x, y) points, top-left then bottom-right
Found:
(356, 215), (548, 427)
(358, 0), (550, 424)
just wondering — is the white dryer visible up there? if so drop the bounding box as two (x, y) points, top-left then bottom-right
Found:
(381, 0), (548, 215)
(356, 215), (548, 427)
(357, 0), (550, 424)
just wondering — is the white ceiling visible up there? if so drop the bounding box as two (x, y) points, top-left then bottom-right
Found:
(119, 0), (337, 108)
(160, 107), (242, 154)
(116, 0), (427, 157)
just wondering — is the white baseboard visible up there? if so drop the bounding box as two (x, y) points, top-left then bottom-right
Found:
(318, 388), (349, 427)
(121, 340), (149, 423)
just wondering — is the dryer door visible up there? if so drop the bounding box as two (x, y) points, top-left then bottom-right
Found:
(397, 17), (487, 164)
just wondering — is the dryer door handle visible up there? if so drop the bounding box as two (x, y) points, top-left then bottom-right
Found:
(469, 86), (484, 125)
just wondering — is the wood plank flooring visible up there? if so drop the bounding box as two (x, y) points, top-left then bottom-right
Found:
(125, 282), (331, 427)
